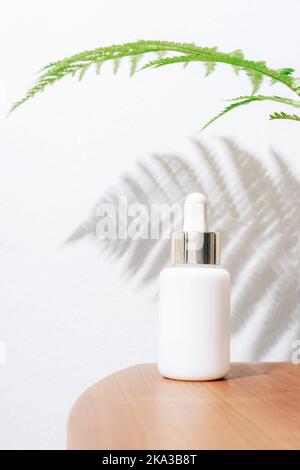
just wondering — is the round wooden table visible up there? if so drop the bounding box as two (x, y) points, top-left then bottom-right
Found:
(68, 362), (300, 450)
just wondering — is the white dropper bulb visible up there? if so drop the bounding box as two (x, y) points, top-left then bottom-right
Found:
(183, 193), (208, 232)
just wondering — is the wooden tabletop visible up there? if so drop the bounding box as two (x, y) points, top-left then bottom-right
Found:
(68, 362), (300, 450)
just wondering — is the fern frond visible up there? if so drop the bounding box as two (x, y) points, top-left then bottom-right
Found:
(228, 95), (300, 108)
(201, 98), (256, 131)
(11, 40), (300, 113)
(201, 94), (300, 130)
(269, 111), (300, 121)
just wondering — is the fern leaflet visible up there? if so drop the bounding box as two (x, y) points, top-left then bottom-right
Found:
(269, 111), (300, 121)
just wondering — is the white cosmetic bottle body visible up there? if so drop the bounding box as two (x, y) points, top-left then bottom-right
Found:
(158, 192), (230, 381)
(158, 264), (230, 381)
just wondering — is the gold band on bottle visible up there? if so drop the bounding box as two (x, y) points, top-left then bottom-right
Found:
(171, 231), (220, 265)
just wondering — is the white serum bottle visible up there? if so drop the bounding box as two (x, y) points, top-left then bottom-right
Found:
(158, 193), (230, 381)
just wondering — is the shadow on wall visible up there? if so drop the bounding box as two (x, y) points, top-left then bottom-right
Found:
(67, 138), (300, 361)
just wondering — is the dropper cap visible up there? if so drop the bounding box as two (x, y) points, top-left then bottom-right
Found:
(171, 192), (220, 265)
(183, 193), (208, 232)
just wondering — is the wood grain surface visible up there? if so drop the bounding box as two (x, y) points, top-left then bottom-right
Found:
(68, 362), (300, 450)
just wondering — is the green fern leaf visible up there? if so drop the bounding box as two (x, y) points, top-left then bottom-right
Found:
(230, 50), (244, 75)
(10, 40), (300, 114)
(78, 64), (90, 81)
(130, 55), (142, 76)
(204, 62), (216, 76)
(95, 61), (103, 75)
(245, 69), (264, 94)
(201, 98), (256, 131)
(269, 111), (300, 121)
(140, 54), (202, 70)
(113, 58), (121, 74)
(203, 47), (218, 76)
(270, 67), (295, 85)
(201, 94), (300, 130)
(228, 95), (300, 108)
(155, 51), (167, 59)
(280, 67), (295, 76)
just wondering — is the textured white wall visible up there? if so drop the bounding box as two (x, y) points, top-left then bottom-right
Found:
(0, 0), (299, 449)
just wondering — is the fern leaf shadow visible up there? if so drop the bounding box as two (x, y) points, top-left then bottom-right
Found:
(67, 139), (300, 360)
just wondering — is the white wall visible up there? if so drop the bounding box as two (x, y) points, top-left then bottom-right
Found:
(0, 0), (299, 449)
